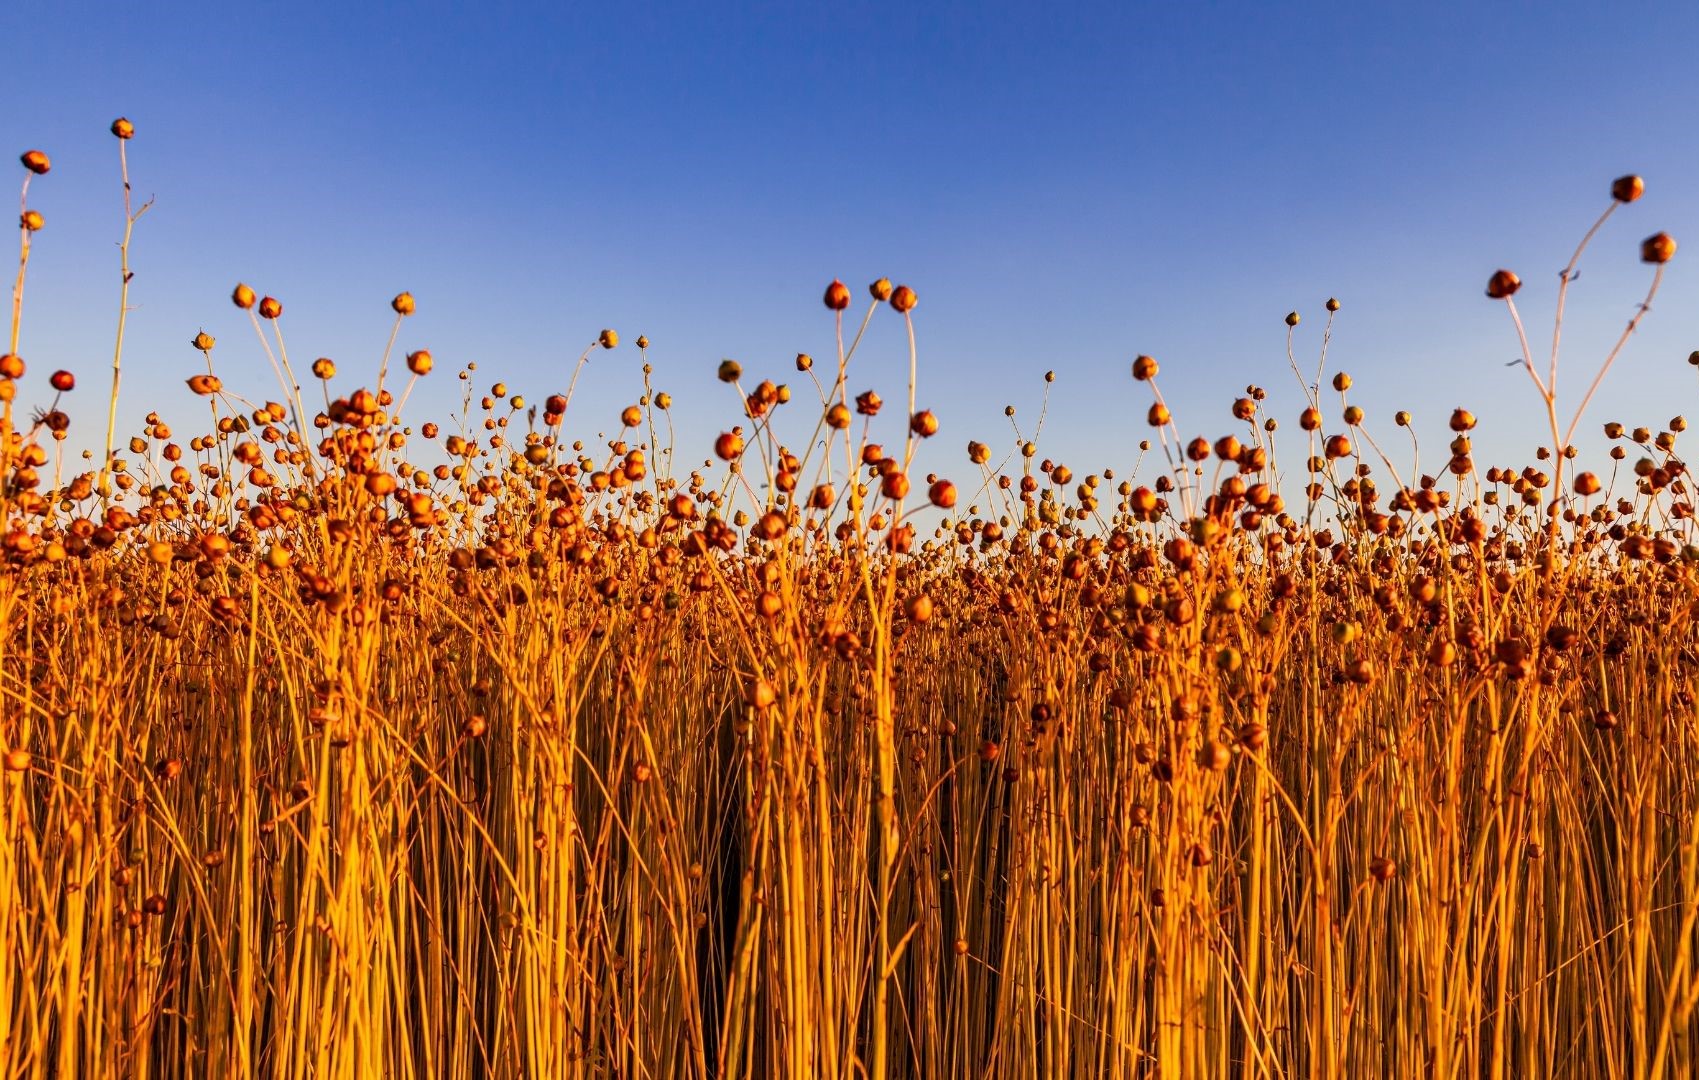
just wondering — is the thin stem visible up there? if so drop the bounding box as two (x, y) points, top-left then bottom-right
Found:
(1549, 202), (1619, 395)
(5, 176), (31, 496)
(560, 344), (597, 416)
(101, 139), (152, 502)
(1501, 298), (1549, 402)
(1562, 266), (1665, 451)
(376, 312), (403, 394)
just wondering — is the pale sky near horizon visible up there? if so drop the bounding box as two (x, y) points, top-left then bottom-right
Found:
(3, 2), (1698, 510)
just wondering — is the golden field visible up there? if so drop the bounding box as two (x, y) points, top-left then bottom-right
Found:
(2, 127), (1697, 1079)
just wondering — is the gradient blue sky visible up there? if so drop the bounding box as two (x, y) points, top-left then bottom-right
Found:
(4, 2), (1698, 499)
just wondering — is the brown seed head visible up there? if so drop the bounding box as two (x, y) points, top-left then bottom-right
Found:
(1641, 232), (1676, 264)
(599, 329), (619, 349)
(746, 678), (777, 710)
(20, 150), (50, 175)
(824, 279), (851, 310)
(258, 296), (283, 320)
(111, 118), (135, 140)
(20, 210), (43, 232)
(869, 278), (893, 302)
(1611, 174), (1644, 203)
(890, 284), (917, 313)
(232, 283), (257, 309)
(1485, 269), (1521, 299)
(391, 291), (416, 316)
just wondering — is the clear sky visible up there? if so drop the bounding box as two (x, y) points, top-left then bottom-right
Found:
(4, 2), (1698, 504)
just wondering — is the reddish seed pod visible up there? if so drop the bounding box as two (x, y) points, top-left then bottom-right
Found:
(1485, 269), (1521, 299)
(1641, 232), (1677, 264)
(746, 678), (777, 710)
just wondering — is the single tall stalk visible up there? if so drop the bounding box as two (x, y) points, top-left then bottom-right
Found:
(101, 128), (153, 501)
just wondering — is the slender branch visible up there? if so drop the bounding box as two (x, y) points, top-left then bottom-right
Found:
(101, 138), (152, 502)
(1501, 297), (1548, 403)
(1548, 202), (1618, 395)
(1563, 267), (1665, 450)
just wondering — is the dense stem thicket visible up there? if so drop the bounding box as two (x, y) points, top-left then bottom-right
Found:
(2, 137), (1697, 1079)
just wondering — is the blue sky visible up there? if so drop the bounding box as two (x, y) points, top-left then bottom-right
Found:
(4, 2), (1697, 506)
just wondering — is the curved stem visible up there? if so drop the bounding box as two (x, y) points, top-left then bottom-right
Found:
(102, 140), (152, 502)
(1548, 202), (1618, 394)
(1562, 266), (1665, 451)
(1502, 298), (1548, 402)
